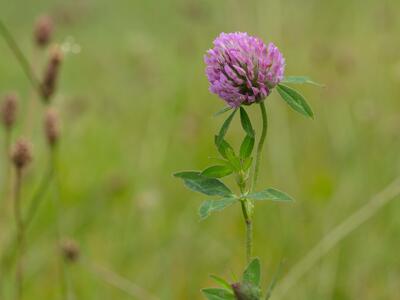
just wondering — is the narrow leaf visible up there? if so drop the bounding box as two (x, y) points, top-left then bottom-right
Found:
(214, 106), (232, 116)
(199, 197), (238, 220)
(243, 258), (261, 286)
(174, 171), (233, 197)
(282, 76), (323, 87)
(214, 136), (234, 160)
(216, 109), (237, 146)
(277, 84), (314, 118)
(239, 107), (254, 137)
(202, 165), (233, 178)
(246, 188), (293, 202)
(202, 288), (235, 300)
(210, 275), (233, 292)
(239, 135), (255, 159)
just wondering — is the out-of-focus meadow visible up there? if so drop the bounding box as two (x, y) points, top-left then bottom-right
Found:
(1, 0), (400, 299)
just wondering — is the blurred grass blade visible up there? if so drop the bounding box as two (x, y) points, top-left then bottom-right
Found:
(174, 171), (233, 196)
(276, 84), (314, 118)
(243, 258), (261, 286)
(216, 109), (237, 146)
(199, 197), (238, 220)
(202, 288), (236, 300)
(202, 165), (233, 178)
(214, 106), (233, 116)
(246, 188), (293, 202)
(265, 260), (285, 300)
(239, 107), (254, 137)
(282, 76), (324, 87)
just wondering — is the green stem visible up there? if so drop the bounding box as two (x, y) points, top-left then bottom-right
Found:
(241, 200), (253, 263)
(241, 101), (268, 264)
(251, 102), (268, 192)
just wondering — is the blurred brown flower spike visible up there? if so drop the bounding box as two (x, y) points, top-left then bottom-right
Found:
(1, 93), (18, 130)
(44, 108), (60, 146)
(61, 238), (80, 263)
(40, 46), (63, 102)
(11, 139), (32, 170)
(34, 15), (53, 47)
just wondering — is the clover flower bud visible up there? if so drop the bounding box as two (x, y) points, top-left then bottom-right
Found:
(11, 139), (33, 170)
(205, 32), (285, 108)
(34, 15), (54, 47)
(40, 46), (63, 102)
(44, 108), (60, 146)
(61, 239), (80, 263)
(1, 93), (18, 130)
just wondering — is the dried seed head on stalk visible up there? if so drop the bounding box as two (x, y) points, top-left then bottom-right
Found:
(44, 108), (60, 146)
(34, 15), (54, 47)
(11, 138), (33, 170)
(1, 93), (18, 130)
(40, 46), (63, 102)
(61, 238), (80, 263)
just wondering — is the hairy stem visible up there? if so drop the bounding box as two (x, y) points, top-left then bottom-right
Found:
(251, 102), (268, 192)
(13, 168), (23, 300)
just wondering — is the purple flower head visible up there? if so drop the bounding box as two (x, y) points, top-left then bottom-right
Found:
(205, 32), (285, 108)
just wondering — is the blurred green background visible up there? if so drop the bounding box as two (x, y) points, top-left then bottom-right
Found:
(1, 0), (400, 299)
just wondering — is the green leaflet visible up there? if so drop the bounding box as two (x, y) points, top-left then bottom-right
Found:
(199, 197), (238, 220)
(282, 75), (323, 87)
(276, 84), (314, 118)
(202, 165), (233, 178)
(174, 171), (233, 197)
(246, 188), (293, 202)
(202, 288), (236, 300)
(240, 134), (255, 159)
(243, 258), (261, 287)
(239, 107), (254, 137)
(216, 109), (237, 146)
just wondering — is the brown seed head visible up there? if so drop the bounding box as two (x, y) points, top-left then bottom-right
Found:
(44, 108), (60, 146)
(11, 139), (33, 170)
(61, 238), (80, 263)
(40, 46), (63, 102)
(1, 93), (18, 130)
(34, 15), (54, 47)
